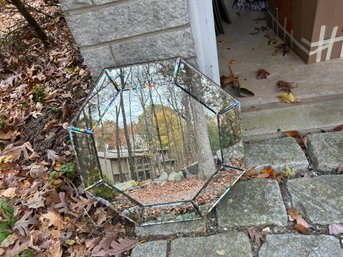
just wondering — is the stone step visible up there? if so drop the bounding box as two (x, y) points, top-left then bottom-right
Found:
(241, 97), (343, 141)
(244, 137), (309, 173)
(216, 179), (287, 228)
(259, 234), (343, 257)
(287, 175), (343, 225)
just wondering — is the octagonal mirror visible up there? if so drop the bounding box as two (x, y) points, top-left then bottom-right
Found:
(69, 57), (245, 225)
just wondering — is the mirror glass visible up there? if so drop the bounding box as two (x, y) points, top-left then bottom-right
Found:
(70, 58), (245, 225)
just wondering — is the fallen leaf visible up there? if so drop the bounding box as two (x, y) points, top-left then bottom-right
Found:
(247, 227), (265, 247)
(328, 224), (343, 235)
(216, 249), (225, 255)
(257, 69), (270, 79)
(282, 164), (295, 178)
(220, 66), (239, 89)
(25, 191), (45, 209)
(48, 240), (63, 257)
(14, 211), (37, 237)
(229, 59), (237, 64)
(44, 118), (58, 131)
(278, 91), (297, 104)
(30, 164), (47, 179)
(54, 192), (76, 216)
(256, 173), (271, 178)
(288, 208), (309, 228)
(65, 239), (75, 246)
(240, 167), (257, 180)
(284, 130), (306, 149)
(94, 208), (108, 226)
(261, 166), (277, 179)
(1, 142), (34, 161)
(268, 37), (277, 45)
(332, 124), (343, 132)
(293, 224), (309, 234)
(47, 149), (60, 165)
(277, 80), (296, 92)
(0, 130), (20, 141)
(2, 187), (17, 198)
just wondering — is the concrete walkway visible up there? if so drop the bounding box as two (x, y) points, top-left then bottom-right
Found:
(131, 131), (343, 257)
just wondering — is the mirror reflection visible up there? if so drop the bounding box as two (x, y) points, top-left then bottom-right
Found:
(71, 58), (245, 224)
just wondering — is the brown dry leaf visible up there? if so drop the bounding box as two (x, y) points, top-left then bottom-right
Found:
(261, 166), (277, 179)
(2, 187), (17, 198)
(94, 208), (108, 226)
(277, 80), (296, 92)
(288, 208), (309, 228)
(47, 149), (60, 164)
(293, 224), (309, 234)
(240, 167), (257, 180)
(44, 118), (59, 131)
(278, 91), (297, 104)
(247, 227), (265, 247)
(48, 240), (63, 257)
(284, 130), (302, 138)
(332, 124), (343, 132)
(30, 164), (47, 179)
(257, 69), (270, 79)
(256, 173), (271, 178)
(14, 211), (37, 237)
(1, 142), (34, 161)
(220, 66), (239, 89)
(284, 130), (307, 149)
(25, 191), (45, 209)
(0, 130), (20, 141)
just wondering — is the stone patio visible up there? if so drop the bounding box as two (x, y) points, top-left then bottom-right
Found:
(131, 131), (343, 257)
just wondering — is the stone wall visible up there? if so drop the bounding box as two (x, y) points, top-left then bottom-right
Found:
(60, 0), (196, 77)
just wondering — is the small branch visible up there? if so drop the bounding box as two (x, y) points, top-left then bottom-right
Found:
(8, 0), (50, 46)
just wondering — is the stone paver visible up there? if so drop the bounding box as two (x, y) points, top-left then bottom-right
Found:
(135, 218), (206, 237)
(131, 240), (167, 257)
(216, 179), (287, 227)
(307, 131), (343, 172)
(287, 175), (343, 224)
(259, 234), (343, 257)
(244, 137), (309, 172)
(170, 232), (252, 257)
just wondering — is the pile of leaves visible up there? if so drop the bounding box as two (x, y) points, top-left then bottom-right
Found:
(0, 1), (136, 256)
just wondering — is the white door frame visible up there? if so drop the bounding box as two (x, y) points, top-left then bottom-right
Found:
(188, 0), (220, 84)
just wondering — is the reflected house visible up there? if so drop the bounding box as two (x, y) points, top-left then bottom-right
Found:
(97, 148), (175, 183)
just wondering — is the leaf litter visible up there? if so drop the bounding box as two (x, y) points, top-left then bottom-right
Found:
(0, 1), (137, 256)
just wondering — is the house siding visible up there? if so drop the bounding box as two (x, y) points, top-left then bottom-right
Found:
(60, 0), (197, 77)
